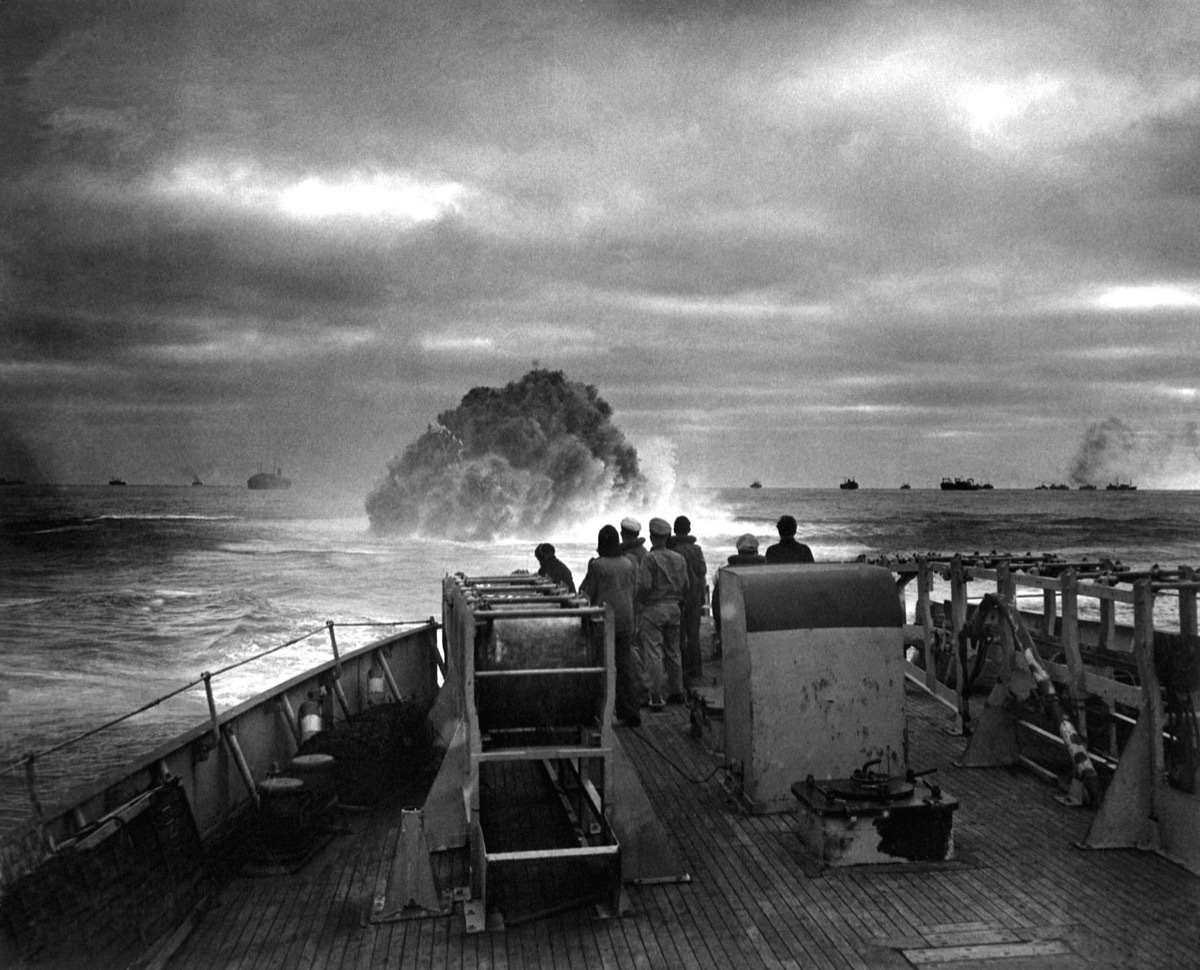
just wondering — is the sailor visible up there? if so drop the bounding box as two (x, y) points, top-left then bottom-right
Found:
(619, 516), (649, 691)
(667, 515), (707, 688)
(764, 515), (815, 564)
(637, 517), (690, 709)
(619, 517), (647, 569)
(712, 533), (767, 651)
(579, 525), (642, 726)
(534, 542), (576, 592)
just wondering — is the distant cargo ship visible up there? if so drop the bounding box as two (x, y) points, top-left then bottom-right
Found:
(247, 467), (292, 490)
(108, 478), (127, 486)
(839, 478), (859, 490)
(749, 480), (762, 489)
(940, 477), (990, 491)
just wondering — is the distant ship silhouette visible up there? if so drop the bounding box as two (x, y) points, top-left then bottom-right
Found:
(247, 467), (292, 490)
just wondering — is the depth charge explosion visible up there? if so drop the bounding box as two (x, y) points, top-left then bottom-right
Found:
(365, 370), (646, 540)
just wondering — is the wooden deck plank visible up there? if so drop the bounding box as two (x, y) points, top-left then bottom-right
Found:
(654, 776), (834, 967)
(346, 821), (401, 970)
(261, 872), (325, 970)
(630, 712), (837, 969)
(613, 726), (767, 969)
(216, 882), (276, 970)
(297, 829), (368, 970)
(152, 677), (1200, 970)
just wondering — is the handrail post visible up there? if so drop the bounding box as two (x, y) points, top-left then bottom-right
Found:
(996, 562), (1016, 682)
(24, 754), (42, 820)
(1132, 578), (1163, 820)
(223, 726), (260, 811)
(1042, 585), (1056, 640)
(202, 672), (221, 750)
(949, 556), (967, 707)
(375, 647), (403, 703)
(1180, 567), (1199, 716)
(202, 671), (259, 809)
(277, 693), (301, 747)
(326, 621), (353, 720)
(1059, 568), (1087, 743)
(917, 556), (936, 690)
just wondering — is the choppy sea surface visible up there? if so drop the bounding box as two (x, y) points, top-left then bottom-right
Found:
(3, 482), (1199, 834)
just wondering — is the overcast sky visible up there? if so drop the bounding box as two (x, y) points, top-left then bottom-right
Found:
(3, 0), (1200, 496)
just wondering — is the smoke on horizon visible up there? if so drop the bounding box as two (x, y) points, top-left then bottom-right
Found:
(1068, 417), (1200, 487)
(365, 370), (648, 540)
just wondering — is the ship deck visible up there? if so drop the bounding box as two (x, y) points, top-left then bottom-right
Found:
(163, 673), (1200, 970)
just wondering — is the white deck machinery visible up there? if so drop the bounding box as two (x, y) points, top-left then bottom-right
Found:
(717, 563), (958, 867)
(395, 572), (684, 932)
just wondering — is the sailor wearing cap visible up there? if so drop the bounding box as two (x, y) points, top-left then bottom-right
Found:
(636, 517), (690, 709)
(712, 534), (767, 654)
(666, 515), (707, 688)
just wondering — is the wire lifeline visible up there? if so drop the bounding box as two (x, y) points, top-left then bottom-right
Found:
(0, 618), (439, 778)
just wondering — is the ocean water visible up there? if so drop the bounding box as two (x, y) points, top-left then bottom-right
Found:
(2, 482), (1199, 833)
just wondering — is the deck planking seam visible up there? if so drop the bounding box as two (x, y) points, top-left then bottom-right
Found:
(637, 713), (852, 967)
(156, 678), (1200, 970)
(230, 886), (286, 970)
(617, 725), (796, 969)
(295, 827), (368, 970)
(348, 819), (404, 970)
(731, 816), (876, 970)
(316, 830), (382, 970)
(214, 882), (274, 970)
(261, 873), (324, 970)
(641, 782), (797, 968)
(627, 765), (777, 970)
(634, 717), (846, 970)
(643, 884), (708, 970)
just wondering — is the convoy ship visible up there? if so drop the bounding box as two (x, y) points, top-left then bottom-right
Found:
(939, 477), (993, 491)
(2, 557), (1199, 969)
(247, 467), (292, 490)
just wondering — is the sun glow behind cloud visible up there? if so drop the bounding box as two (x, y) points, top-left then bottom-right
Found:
(1093, 284), (1200, 311)
(156, 161), (467, 223)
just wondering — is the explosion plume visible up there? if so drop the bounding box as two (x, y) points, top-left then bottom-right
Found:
(366, 370), (646, 539)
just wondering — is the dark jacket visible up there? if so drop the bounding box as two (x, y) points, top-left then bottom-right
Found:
(667, 534), (708, 602)
(537, 556), (576, 592)
(764, 537), (814, 564)
(621, 537), (647, 571)
(579, 554), (636, 635)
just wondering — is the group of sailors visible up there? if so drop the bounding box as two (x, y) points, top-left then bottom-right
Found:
(531, 514), (814, 728)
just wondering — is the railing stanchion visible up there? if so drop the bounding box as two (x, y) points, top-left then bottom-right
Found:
(375, 647), (403, 703)
(202, 672), (221, 751)
(223, 727), (260, 811)
(917, 556), (936, 691)
(278, 693), (301, 747)
(326, 621), (353, 720)
(24, 754), (42, 820)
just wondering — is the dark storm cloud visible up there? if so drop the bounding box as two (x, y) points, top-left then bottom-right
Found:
(3, 0), (1200, 489)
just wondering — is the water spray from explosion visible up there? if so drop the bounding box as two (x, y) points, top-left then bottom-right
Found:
(365, 370), (647, 540)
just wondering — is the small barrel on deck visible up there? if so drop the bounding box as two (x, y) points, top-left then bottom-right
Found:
(288, 753), (338, 808)
(256, 775), (310, 852)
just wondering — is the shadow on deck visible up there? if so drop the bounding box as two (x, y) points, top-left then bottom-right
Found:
(162, 669), (1200, 970)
